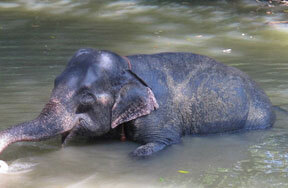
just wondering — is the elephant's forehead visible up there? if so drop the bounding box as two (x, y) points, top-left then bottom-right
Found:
(71, 49), (115, 69)
(82, 66), (99, 86)
(98, 53), (114, 70)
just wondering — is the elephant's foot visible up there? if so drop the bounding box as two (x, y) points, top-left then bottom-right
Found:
(131, 142), (167, 158)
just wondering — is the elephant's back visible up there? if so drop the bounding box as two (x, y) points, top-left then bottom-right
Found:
(127, 52), (220, 96)
(127, 52), (245, 100)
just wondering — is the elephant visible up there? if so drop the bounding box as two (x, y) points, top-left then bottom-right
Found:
(0, 48), (275, 158)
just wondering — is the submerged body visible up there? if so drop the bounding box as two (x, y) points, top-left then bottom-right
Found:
(111, 52), (275, 156)
(0, 49), (275, 157)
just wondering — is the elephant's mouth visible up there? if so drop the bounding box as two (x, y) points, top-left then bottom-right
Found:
(74, 113), (95, 133)
(78, 118), (91, 131)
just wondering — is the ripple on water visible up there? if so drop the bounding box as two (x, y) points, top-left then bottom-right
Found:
(198, 134), (288, 187)
(0, 159), (38, 175)
(0, 2), (19, 8)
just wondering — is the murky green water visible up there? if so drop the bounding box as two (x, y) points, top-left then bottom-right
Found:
(0, 0), (288, 187)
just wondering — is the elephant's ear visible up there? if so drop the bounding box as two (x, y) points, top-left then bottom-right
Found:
(111, 82), (159, 129)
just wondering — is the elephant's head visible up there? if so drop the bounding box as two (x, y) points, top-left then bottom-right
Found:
(0, 49), (158, 155)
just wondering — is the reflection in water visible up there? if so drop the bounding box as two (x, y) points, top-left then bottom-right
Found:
(200, 133), (288, 188)
(0, 0), (288, 187)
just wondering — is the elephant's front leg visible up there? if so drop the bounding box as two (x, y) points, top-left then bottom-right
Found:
(131, 142), (167, 157)
(129, 117), (182, 157)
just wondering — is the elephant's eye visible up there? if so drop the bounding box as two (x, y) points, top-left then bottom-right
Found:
(79, 92), (95, 106)
(76, 92), (95, 114)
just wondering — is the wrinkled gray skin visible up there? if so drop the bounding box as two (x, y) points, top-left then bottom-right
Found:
(0, 49), (275, 157)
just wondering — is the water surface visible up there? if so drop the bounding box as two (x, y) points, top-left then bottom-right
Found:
(0, 0), (288, 187)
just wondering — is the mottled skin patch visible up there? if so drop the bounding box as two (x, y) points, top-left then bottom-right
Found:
(0, 49), (275, 158)
(124, 52), (275, 156)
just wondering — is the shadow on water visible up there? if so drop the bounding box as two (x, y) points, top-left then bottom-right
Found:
(0, 0), (288, 187)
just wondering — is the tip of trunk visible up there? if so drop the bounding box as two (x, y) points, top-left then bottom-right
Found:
(0, 130), (14, 155)
(0, 99), (76, 156)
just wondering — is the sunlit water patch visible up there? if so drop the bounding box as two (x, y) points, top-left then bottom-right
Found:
(198, 133), (288, 188)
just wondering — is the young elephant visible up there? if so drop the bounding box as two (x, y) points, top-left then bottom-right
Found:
(0, 49), (275, 157)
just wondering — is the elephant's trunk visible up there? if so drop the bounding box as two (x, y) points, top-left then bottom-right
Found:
(0, 98), (76, 155)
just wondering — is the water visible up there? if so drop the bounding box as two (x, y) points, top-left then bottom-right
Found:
(0, 0), (288, 187)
